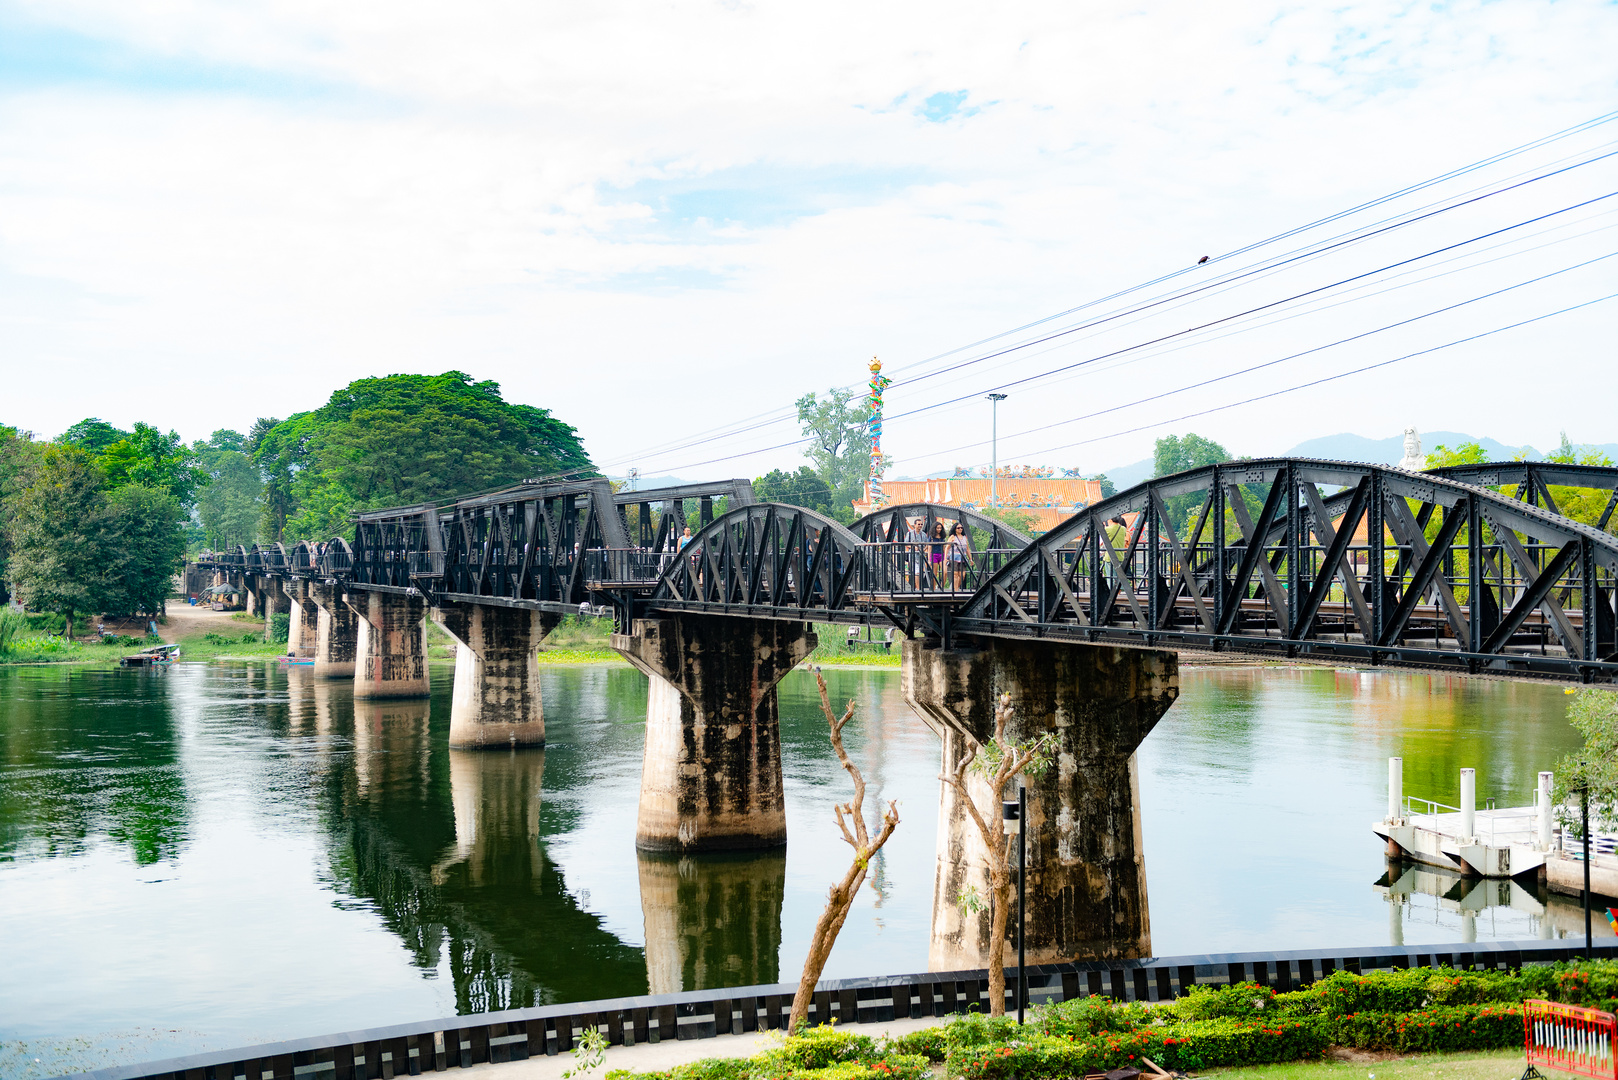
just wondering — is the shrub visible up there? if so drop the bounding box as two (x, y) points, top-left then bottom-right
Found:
(269, 613), (289, 643)
(1313, 967), (1519, 1018)
(880, 1028), (946, 1062)
(1522, 961), (1618, 1013)
(1155, 1016), (1328, 1071)
(607, 1058), (754, 1080)
(762, 1026), (879, 1071)
(948, 1028), (1163, 1080)
(1329, 1003), (1523, 1053)
(1033, 994), (1153, 1038)
(1164, 981), (1277, 1021)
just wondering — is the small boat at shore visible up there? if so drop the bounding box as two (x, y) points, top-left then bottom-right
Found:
(279, 656), (314, 666)
(120, 644), (181, 667)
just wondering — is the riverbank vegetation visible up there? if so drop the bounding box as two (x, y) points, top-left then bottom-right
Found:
(609, 961), (1616, 1080)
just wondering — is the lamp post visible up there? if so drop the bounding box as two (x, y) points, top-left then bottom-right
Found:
(1002, 785), (1027, 1023)
(986, 394), (1007, 507)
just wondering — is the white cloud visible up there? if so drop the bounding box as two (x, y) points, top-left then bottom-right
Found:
(1, 0), (1615, 477)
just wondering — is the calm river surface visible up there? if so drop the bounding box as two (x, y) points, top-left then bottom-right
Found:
(0, 659), (1604, 1076)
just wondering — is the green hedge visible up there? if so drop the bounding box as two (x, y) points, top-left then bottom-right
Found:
(1328, 1003), (1524, 1053)
(604, 961), (1618, 1080)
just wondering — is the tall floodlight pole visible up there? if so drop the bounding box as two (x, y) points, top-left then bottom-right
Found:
(986, 394), (1007, 507)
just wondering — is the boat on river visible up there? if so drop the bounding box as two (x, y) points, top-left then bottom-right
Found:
(120, 643), (181, 667)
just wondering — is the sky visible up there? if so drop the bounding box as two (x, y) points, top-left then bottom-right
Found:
(2, 0), (1616, 483)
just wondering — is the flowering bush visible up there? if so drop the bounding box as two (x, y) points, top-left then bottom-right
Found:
(1154, 1017), (1329, 1070)
(1328, 1003), (1524, 1053)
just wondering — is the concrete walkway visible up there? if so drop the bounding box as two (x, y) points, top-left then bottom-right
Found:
(465, 1016), (945, 1080)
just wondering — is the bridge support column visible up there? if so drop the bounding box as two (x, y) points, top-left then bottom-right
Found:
(433, 602), (560, 748)
(612, 615), (815, 852)
(244, 578), (259, 617)
(347, 590), (431, 699)
(283, 579), (320, 658)
(261, 581), (290, 642)
(903, 636), (1178, 965)
(305, 580), (360, 679)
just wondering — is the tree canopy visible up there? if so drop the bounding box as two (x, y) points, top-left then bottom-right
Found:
(794, 387), (872, 523)
(1152, 432), (1231, 478)
(253, 371), (595, 540)
(752, 466), (835, 516)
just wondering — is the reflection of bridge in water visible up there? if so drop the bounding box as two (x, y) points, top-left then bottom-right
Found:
(196, 458), (1618, 971)
(287, 673), (786, 1007)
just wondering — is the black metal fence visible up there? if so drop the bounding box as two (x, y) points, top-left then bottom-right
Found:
(61, 938), (1618, 1080)
(853, 544), (1022, 597)
(585, 549), (678, 589)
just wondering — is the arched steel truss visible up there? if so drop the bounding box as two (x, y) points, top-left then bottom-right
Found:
(647, 503), (866, 618)
(952, 458), (1618, 680)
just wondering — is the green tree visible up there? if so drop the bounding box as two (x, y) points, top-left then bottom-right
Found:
(0, 426), (43, 605)
(795, 387), (873, 523)
(1153, 433), (1237, 537)
(194, 430), (263, 549)
(1426, 441), (1489, 468)
(58, 418), (130, 454)
(96, 422), (208, 507)
(1544, 433), (1616, 529)
(1152, 432), (1231, 478)
(103, 484), (188, 617)
(253, 372), (594, 541)
(1089, 473), (1117, 499)
(8, 445), (111, 639)
(753, 466), (834, 514)
(1554, 688), (1618, 834)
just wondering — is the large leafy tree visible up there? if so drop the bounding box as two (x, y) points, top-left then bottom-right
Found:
(58, 418), (130, 455)
(8, 444), (112, 638)
(752, 466), (834, 515)
(795, 387), (872, 523)
(0, 427), (44, 606)
(1152, 432), (1238, 535)
(194, 429), (263, 548)
(103, 484), (188, 617)
(96, 423), (207, 507)
(253, 371), (594, 541)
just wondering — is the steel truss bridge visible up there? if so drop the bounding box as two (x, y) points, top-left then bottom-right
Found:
(198, 459), (1618, 684)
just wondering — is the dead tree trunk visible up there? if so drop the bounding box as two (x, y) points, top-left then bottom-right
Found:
(788, 671), (900, 1032)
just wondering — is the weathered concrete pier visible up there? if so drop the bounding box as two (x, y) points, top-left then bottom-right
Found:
(613, 615), (815, 853)
(348, 591), (431, 700)
(904, 636), (1179, 966)
(435, 603), (559, 748)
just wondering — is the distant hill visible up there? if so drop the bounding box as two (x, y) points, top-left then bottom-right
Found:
(1282, 431), (1541, 464)
(1094, 431), (1618, 493)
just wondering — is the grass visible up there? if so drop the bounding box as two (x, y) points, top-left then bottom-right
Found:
(810, 652), (901, 667)
(538, 648), (626, 664)
(1207, 1048), (1524, 1080)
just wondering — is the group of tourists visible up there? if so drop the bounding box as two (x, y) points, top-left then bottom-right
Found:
(900, 518), (973, 591)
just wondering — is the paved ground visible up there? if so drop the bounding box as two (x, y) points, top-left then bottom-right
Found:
(158, 604), (241, 643)
(466, 1015), (945, 1080)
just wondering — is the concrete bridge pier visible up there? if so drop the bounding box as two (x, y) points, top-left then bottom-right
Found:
(433, 602), (561, 749)
(261, 582), (290, 642)
(903, 636), (1178, 966)
(243, 576), (259, 617)
(283, 579), (320, 658)
(346, 589), (431, 699)
(306, 580), (360, 679)
(612, 615), (816, 852)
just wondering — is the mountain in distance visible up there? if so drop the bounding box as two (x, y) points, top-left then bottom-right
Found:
(1283, 431), (1541, 465)
(1095, 431), (1618, 493)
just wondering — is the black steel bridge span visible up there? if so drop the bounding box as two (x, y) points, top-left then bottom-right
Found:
(198, 458), (1618, 684)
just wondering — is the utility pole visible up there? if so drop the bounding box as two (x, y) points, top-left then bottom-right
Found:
(986, 394), (1007, 507)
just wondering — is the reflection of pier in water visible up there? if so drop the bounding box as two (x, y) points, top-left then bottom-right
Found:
(639, 852), (785, 995)
(1377, 860), (1618, 945)
(311, 680), (648, 1013)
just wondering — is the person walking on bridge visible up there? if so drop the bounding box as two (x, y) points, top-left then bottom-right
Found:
(903, 518), (927, 590)
(947, 521), (973, 592)
(929, 520), (948, 589)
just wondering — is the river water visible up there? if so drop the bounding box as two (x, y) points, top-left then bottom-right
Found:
(0, 659), (1606, 1077)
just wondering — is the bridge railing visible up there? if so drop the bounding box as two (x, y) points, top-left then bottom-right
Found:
(319, 548), (352, 576)
(854, 544), (1023, 598)
(585, 548), (676, 589)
